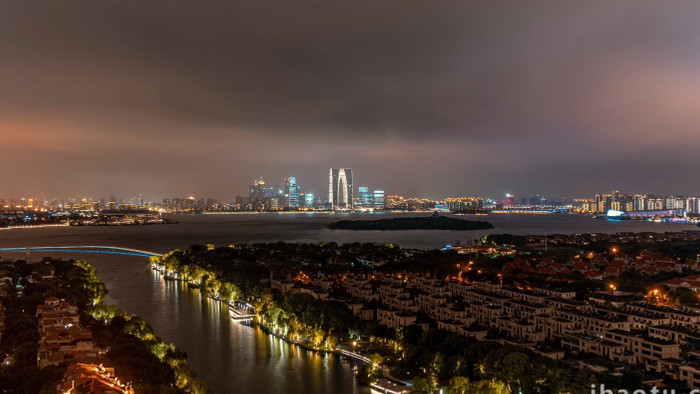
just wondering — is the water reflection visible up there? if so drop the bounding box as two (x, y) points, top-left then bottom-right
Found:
(148, 267), (367, 394)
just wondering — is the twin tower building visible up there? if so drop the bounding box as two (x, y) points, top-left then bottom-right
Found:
(329, 168), (385, 210)
(329, 168), (353, 210)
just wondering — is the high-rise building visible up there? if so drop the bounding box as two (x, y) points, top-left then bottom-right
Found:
(305, 193), (315, 208)
(283, 177), (299, 208)
(249, 177), (269, 209)
(357, 186), (371, 207)
(373, 190), (385, 209)
(329, 168), (353, 210)
(504, 194), (515, 207)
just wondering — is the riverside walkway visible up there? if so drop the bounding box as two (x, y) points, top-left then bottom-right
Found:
(228, 302), (256, 321)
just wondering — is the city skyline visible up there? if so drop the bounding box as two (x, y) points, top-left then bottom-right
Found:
(3, 1), (700, 199)
(6, 2), (700, 393)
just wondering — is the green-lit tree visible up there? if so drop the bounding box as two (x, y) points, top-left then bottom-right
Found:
(411, 377), (431, 393)
(448, 376), (470, 394)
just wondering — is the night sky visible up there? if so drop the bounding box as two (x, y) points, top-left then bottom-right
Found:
(3, 1), (700, 201)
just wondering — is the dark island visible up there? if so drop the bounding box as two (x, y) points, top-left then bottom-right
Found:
(327, 213), (494, 231)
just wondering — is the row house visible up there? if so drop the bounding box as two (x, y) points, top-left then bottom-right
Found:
(590, 305), (670, 330)
(626, 304), (700, 326)
(623, 309), (669, 330)
(552, 307), (630, 337)
(343, 274), (369, 290)
(534, 315), (581, 341)
(588, 291), (640, 308)
(312, 278), (335, 292)
(648, 324), (700, 351)
(502, 300), (552, 321)
(462, 288), (509, 306)
(377, 273), (406, 287)
(561, 334), (630, 364)
(347, 285), (377, 302)
(530, 286), (576, 300)
(433, 304), (472, 325)
(378, 284), (407, 298)
(604, 329), (680, 372)
(471, 281), (502, 293)
(416, 293), (449, 312)
(334, 297), (376, 320)
(545, 297), (592, 312)
(437, 320), (469, 335)
(384, 294), (419, 313)
(653, 359), (700, 391)
(496, 317), (545, 342)
(410, 276), (441, 289)
(334, 298), (363, 314)
(500, 287), (550, 304)
(270, 279), (295, 293)
(471, 302), (503, 326)
(354, 307), (375, 321)
(447, 281), (473, 298)
(290, 286), (329, 300)
(437, 320), (483, 338)
(376, 308), (417, 329)
(413, 282), (450, 298)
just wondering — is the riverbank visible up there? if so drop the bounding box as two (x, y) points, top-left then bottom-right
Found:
(153, 261), (380, 391)
(0, 222), (69, 230)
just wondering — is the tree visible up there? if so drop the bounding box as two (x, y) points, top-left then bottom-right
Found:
(313, 329), (325, 348)
(14, 342), (39, 366)
(326, 334), (339, 349)
(428, 353), (444, 389)
(369, 353), (383, 372)
(499, 352), (529, 392)
(411, 377), (431, 393)
(448, 376), (470, 394)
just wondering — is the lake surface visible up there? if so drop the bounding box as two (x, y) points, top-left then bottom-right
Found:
(0, 213), (696, 393)
(1, 212), (696, 252)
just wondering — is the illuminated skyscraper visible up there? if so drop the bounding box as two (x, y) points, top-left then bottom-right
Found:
(373, 190), (385, 209)
(249, 178), (264, 198)
(305, 193), (315, 208)
(283, 177), (299, 208)
(329, 168), (353, 210)
(358, 186), (371, 207)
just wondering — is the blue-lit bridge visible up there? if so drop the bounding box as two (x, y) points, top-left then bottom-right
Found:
(0, 246), (162, 258)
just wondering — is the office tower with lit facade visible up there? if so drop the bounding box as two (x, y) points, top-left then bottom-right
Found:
(249, 177), (267, 209)
(283, 177), (299, 208)
(329, 168), (353, 210)
(373, 190), (385, 209)
(357, 186), (372, 207)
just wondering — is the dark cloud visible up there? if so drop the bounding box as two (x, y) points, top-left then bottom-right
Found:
(1, 0), (700, 200)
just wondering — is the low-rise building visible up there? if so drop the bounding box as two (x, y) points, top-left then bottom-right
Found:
(61, 363), (134, 394)
(36, 298), (100, 368)
(376, 308), (417, 329)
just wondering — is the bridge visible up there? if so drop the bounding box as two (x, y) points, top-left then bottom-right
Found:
(0, 246), (162, 258)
